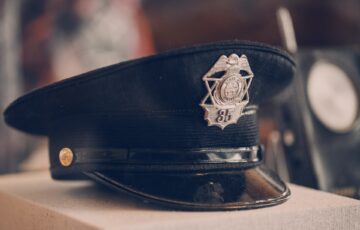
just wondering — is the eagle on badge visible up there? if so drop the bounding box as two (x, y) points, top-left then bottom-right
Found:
(200, 54), (254, 129)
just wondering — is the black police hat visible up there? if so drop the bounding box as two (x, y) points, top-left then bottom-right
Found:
(4, 41), (295, 210)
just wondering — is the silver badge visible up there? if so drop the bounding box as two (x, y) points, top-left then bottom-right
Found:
(200, 54), (254, 129)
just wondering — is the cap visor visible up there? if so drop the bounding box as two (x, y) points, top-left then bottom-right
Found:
(85, 166), (290, 211)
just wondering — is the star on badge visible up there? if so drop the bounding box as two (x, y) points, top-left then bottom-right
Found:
(200, 54), (254, 129)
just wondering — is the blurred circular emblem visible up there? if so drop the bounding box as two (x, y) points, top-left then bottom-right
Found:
(200, 54), (254, 129)
(307, 61), (359, 132)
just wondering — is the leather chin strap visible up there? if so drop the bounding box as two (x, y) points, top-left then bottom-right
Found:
(74, 145), (261, 165)
(51, 145), (264, 180)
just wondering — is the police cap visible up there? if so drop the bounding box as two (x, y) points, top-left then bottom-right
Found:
(4, 41), (295, 210)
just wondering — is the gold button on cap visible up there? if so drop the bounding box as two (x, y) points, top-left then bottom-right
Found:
(59, 147), (74, 167)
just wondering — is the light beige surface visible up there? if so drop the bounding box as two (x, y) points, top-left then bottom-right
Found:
(0, 171), (359, 230)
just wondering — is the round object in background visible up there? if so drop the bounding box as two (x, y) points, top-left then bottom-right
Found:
(307, 61), (359, 133)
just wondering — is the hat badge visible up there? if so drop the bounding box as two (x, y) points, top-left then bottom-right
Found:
(200, 54), (254, 129)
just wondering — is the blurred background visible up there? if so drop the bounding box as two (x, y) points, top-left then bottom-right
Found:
(0, 0), (359, 198)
